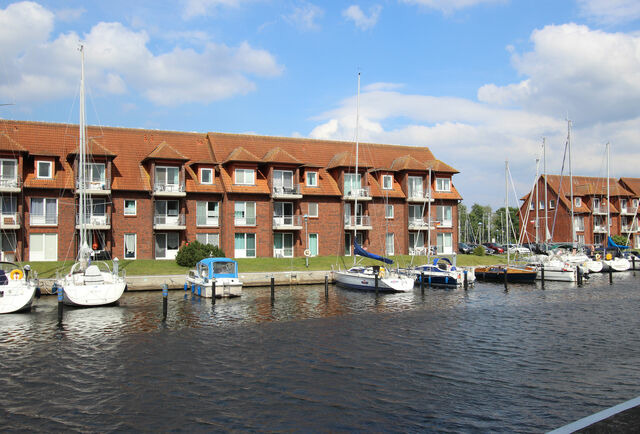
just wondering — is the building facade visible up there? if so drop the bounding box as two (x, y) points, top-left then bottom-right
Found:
(519, 174), (640, 247)
(0, 120), (462, 261)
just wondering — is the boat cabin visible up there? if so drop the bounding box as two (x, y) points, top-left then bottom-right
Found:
(195, 258), (239, 280)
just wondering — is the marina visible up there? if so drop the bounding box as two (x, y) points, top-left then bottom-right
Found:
(2, 272), (640, 431)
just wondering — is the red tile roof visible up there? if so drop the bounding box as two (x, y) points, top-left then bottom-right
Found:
(0, 133), (27, 153)
(261, 147), (302, 165)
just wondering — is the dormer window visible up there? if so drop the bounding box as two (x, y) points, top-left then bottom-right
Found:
(0, 159), (17, 186)
(37, 160), (52, 179)
(235, 168), (254, 185)
(306, 171), (318, 187)
(575, 197), (581, 207)
(201, 168), (213, 184)
(436, 177), (451, 192)
(549, 199), (555, 209)
(382, 174), (393, 190)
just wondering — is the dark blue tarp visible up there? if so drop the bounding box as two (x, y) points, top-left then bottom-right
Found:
(354, 240), (393, 264)
(607, 236), (629, 249)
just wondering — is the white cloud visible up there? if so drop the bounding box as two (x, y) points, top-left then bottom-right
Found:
(577, 0), (640, 25)
(182, 0), (243, 19)
(0, 6), (283, 106)
(55, 7), (85, 22)
(342, 5), (382, 30)
(400, 0), (505, 15)
(284, 2), (324, 31)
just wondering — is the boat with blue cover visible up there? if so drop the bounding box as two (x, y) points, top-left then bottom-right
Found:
(185, 258), (242, 298)
(406, 257), (476, 288)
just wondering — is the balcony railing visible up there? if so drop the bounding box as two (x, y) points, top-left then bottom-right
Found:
(235, 216), (257, 226)
(408, 217), (438, 230)
(0, 176), (21, 191)
(622, 223), (639, 232)
(30, 214), (58, 226)
(593, 224), (607, 233)
(76, 178), (111, 193)
(153, 182), (186, 196)
(343, 186), (371, 201)
(592, 206), (606, 215)
(407, 190), (432, 202)
(272, 184), (302, 198)
(75, 214), (111, 228)
(196, 216), (219, 227)
(344, 215), (372, 229)
(154, 213), (186, 228)
(0, 213), (20, 228)
(273, 214), (303, 229)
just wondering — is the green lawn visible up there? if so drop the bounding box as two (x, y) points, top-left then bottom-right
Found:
(25, 253), (507, 278)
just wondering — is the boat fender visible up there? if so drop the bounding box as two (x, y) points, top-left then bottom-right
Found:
(378, 268), (385, 278)
(9, 269), (23, 280)
(595, 253), (601, 260)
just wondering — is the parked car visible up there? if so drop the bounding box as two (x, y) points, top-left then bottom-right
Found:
(483, 242), (504, 254)
(458, 242), (473, 254)
(505, 244), (531, 255)
(468, 243), (493, 254)
(522, 243), (548, 255)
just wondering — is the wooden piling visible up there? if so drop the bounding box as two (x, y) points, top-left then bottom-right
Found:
(162, 284), (168, 320)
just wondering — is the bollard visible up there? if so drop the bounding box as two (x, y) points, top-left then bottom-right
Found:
(609, 267), (613, 284)
(57, 287), (64, 324)
(633, 256), (636, 275)
(184, 282), (188, 292)
(503, 268), (508, 289)
(420, 272), (424, 294)
(162, 284), (168, 320)
(212, 281), (216, 304)
(445, 275), (449, 286)
(270, 276), (275, 302)
(463, 270), (468, 290)
(375, 272), (379, 296)
(324, 275), (328, 299)
(191, 282), (195, 293)
(540, 266), (545, 288)
(198, 285), (202, 297)
(577, 267), (583, 286)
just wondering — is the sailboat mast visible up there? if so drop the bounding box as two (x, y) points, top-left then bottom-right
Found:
(352, 73), (360, 265)
(606, 142), (610, 241)
(535, 158), (539, 243)
(427, 167), (432, 256)
(505, 160), (509, 264)
(568, 120), (575, 244)
(78, 45), (88, 255)
(543, 137), (548, 244)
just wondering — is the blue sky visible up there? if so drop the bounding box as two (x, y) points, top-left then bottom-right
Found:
(1, 0), (640, 208)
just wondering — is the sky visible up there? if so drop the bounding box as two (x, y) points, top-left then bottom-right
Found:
(1, 0), (640, 209)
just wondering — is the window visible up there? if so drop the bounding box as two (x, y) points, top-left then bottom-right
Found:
(29, 233), (57, 261)
(574, 216), (584, 232)
(235, 201), (256, 226)
(155, 232), (180, 259)
(385, 233), (394, 256)
(274, 232), (294, 258)
(155, 166), (180, 191)
(436, 178), (451, 192)
(273, 202), (294, 226)
(155, 200), (180, 225)
(634, 199), (639, 209)
(197, 201), (219, 226)
(235, 169), (255, 185)
(81, 198), (107, 225)
(30, 198), (57, 225)
(124, 199), (137, 216)
(82, 163), (105, 188)
(306, 171), (318, 187)
(539, 200), (545, 210)
(382, 175), (393, 190)
(196, 233), (219, 247)
(0, 159), (17, 187)
(437, 206), (453, 227)
(235, 233), (256, 258)
(200, 168), (213, 184)
(309, 233), (318, 256)
(273, 170), (294, 193)
(575, 197), (582, 207)
(344, 232), (363, 256)
(437, 233), (453, 254)
(409, 232), (425, 255)
(1, 232), (16, 260)
(308, 202), (318, 218)
(385, 204), (394, 219)
(124, 233), (136, 259)
(344, 173), (361, 196)
(529, 200), (534, 211)
(408, 176), (423, 198)
(549, 199), (556, 209)
(1, 196), (17, 220)
(621, 199), (628, 212)
(409, 204), (425, 225)
(37, 161), (52, 179)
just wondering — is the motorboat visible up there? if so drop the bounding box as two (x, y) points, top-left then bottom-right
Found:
(185, 258), (242, 297)
(0, 262), (38, 314)
(335, 265), (414, 293)
(407, 257), (476, 288)
(474, 265), (537, 282)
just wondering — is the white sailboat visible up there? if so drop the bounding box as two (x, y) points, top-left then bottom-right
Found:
(334, 74), (414, 293)
(0, 262), (38, 314)
(55, 45), (126, 306)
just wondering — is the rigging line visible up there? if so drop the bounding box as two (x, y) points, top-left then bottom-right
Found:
(551, 136), (569, 240)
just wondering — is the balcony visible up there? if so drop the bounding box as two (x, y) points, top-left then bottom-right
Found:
(75, 214), (111, 230)
(620, 207), (635, 215)
(153, 213), (186, 230)
(196, 216), (219, 227)
(407, 190), (433, 203)
(592, 206), (606, 215)
(0, 213), (20, 230)
(344, 215), (372, 230)
(0, 176), (21, 193)
(153, 182), (186, 197)
(622, 223), (639, 233)
(76, 179), (111, 196)
(273, 214), (303, 230)
(272, 184), (302, 199)
(408, 217), (437, 231)
(30, 214), (57, 226)
(593, 224), (607, 233)
(343, 186), (372, 201)
(235, 216), (257, 227)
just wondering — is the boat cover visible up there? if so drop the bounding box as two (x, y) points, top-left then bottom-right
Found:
(607, 236), (629, 250)
(354, 240), (393, 264)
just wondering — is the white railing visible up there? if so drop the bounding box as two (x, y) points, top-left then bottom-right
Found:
(196, 216), (219, 227)
(153, 182), (185, 193)
(154, 213), (186, 226)
(592, 206), (606, 215)
(0, 176), (21, 189)
(622, 223), (639, 232)
(407, 190), (431, 201)
(273, 214), (303, 228)
(344, 215), (371, 227)
(76, 214), (110, 226)
(343, 186), (371, 199)
(235, 216), (257, 226)
(0, 213), (20, 227)
(30, 214), (58, 226)
(76, 179), (111, 191)
(272, 184), (301, 196)
(593, 224), (607, 233)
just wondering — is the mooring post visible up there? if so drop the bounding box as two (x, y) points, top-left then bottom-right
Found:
(632, 256), (636, 275)
(211, 281), (216, 304)
(609, 267), (613, 284)
(503, 268), (508, 289)
(191, 282), (195, 293)
(184, 282), (188, 292)
(577, 267), (583, 286)
(375, 272), (379, 296)
(420, 272), (424, 294)
(324, 275), (328, 299)
(57, 287), (64, 324)
(270, 276), (275, 302)
(162, 284), (168, 320)
(428, 274), (432, 288)
(540, 266), (545, 288)
(463, 270), (468, 290)
(198, 285), (202, 297)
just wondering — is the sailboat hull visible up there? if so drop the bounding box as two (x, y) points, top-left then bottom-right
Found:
(59, 270), (126, 307)
(335, 270), (414, 292)
(0, 285), (37, 314)
(601, 258), (631, 272)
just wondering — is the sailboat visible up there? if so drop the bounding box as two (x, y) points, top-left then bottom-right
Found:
(0, 262), (38, 313)
(54, 45), (126, 306)
(334, 74), (414, 293)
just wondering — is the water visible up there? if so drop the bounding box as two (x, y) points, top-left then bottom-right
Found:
(1, 273), (640, 432)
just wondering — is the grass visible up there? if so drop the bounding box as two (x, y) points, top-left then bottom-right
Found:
(23, 253), (507, 278)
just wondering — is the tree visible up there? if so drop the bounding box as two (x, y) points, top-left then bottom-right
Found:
(468, 204), (492, 243)
(493, 207), (520, 245)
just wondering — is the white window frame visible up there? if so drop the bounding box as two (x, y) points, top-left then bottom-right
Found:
(124, 199), (137, 216)
(234, 201), (256, 226)
(437, 205), (453, 228)
(200, 168), (213, 184)
(155, 232), (180, 260)
(385, 232), (394, 256)
(30, 198), (58, 226)
(235, 233), (256, 258)
(124, 233), (136, 259)
(437, 233), (453, 254)
(197, 201), (219, 227)
(539, 200), (545, 210)
(155, 166), (180, 190)
(575, 197), (582, 207)
(37, 160), (53, 179)
(306, 171), (318, 187)
(235, 168), (255, 185)
(385, 204), (394, 219)
(408, 176), (423, 198)
(29, 233), (58, 261)
(549, 199), (555, 210)
(382, 174), (393, 190)
(633, 199), (639, 209)
(0, 158), (18, 186)
(308, 202), (318, 218)
(273, 232), (294, 258)
(435, 177), (451, 192)
(196, 233), (219, 247)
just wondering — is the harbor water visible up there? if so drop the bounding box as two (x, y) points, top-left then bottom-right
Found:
(1, 272), (640, 432)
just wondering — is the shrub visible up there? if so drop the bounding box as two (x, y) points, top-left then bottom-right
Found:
(473, 245), (486, 256)
(175, 241), (225, 267)
(611, 235), (628, 247)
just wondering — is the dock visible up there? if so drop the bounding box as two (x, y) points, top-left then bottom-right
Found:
(550, 396), (640, 433)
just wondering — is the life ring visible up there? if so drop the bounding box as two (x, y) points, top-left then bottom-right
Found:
(378, 268), (385, 278)
(9, 269), (23, 280)
(595, 253), (601, 260)
(303, 249), (311, 257)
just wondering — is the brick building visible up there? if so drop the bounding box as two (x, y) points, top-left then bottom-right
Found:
(0, 120), (462, 261)
(519, 175), (640, 247)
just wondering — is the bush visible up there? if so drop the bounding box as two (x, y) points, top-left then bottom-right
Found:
(175, 241), (225, 267)
(473, 245), (486, 256)
(611, 235), (628, 247)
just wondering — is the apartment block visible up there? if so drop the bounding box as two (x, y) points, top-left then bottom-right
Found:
(0, 120), (462, 261)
